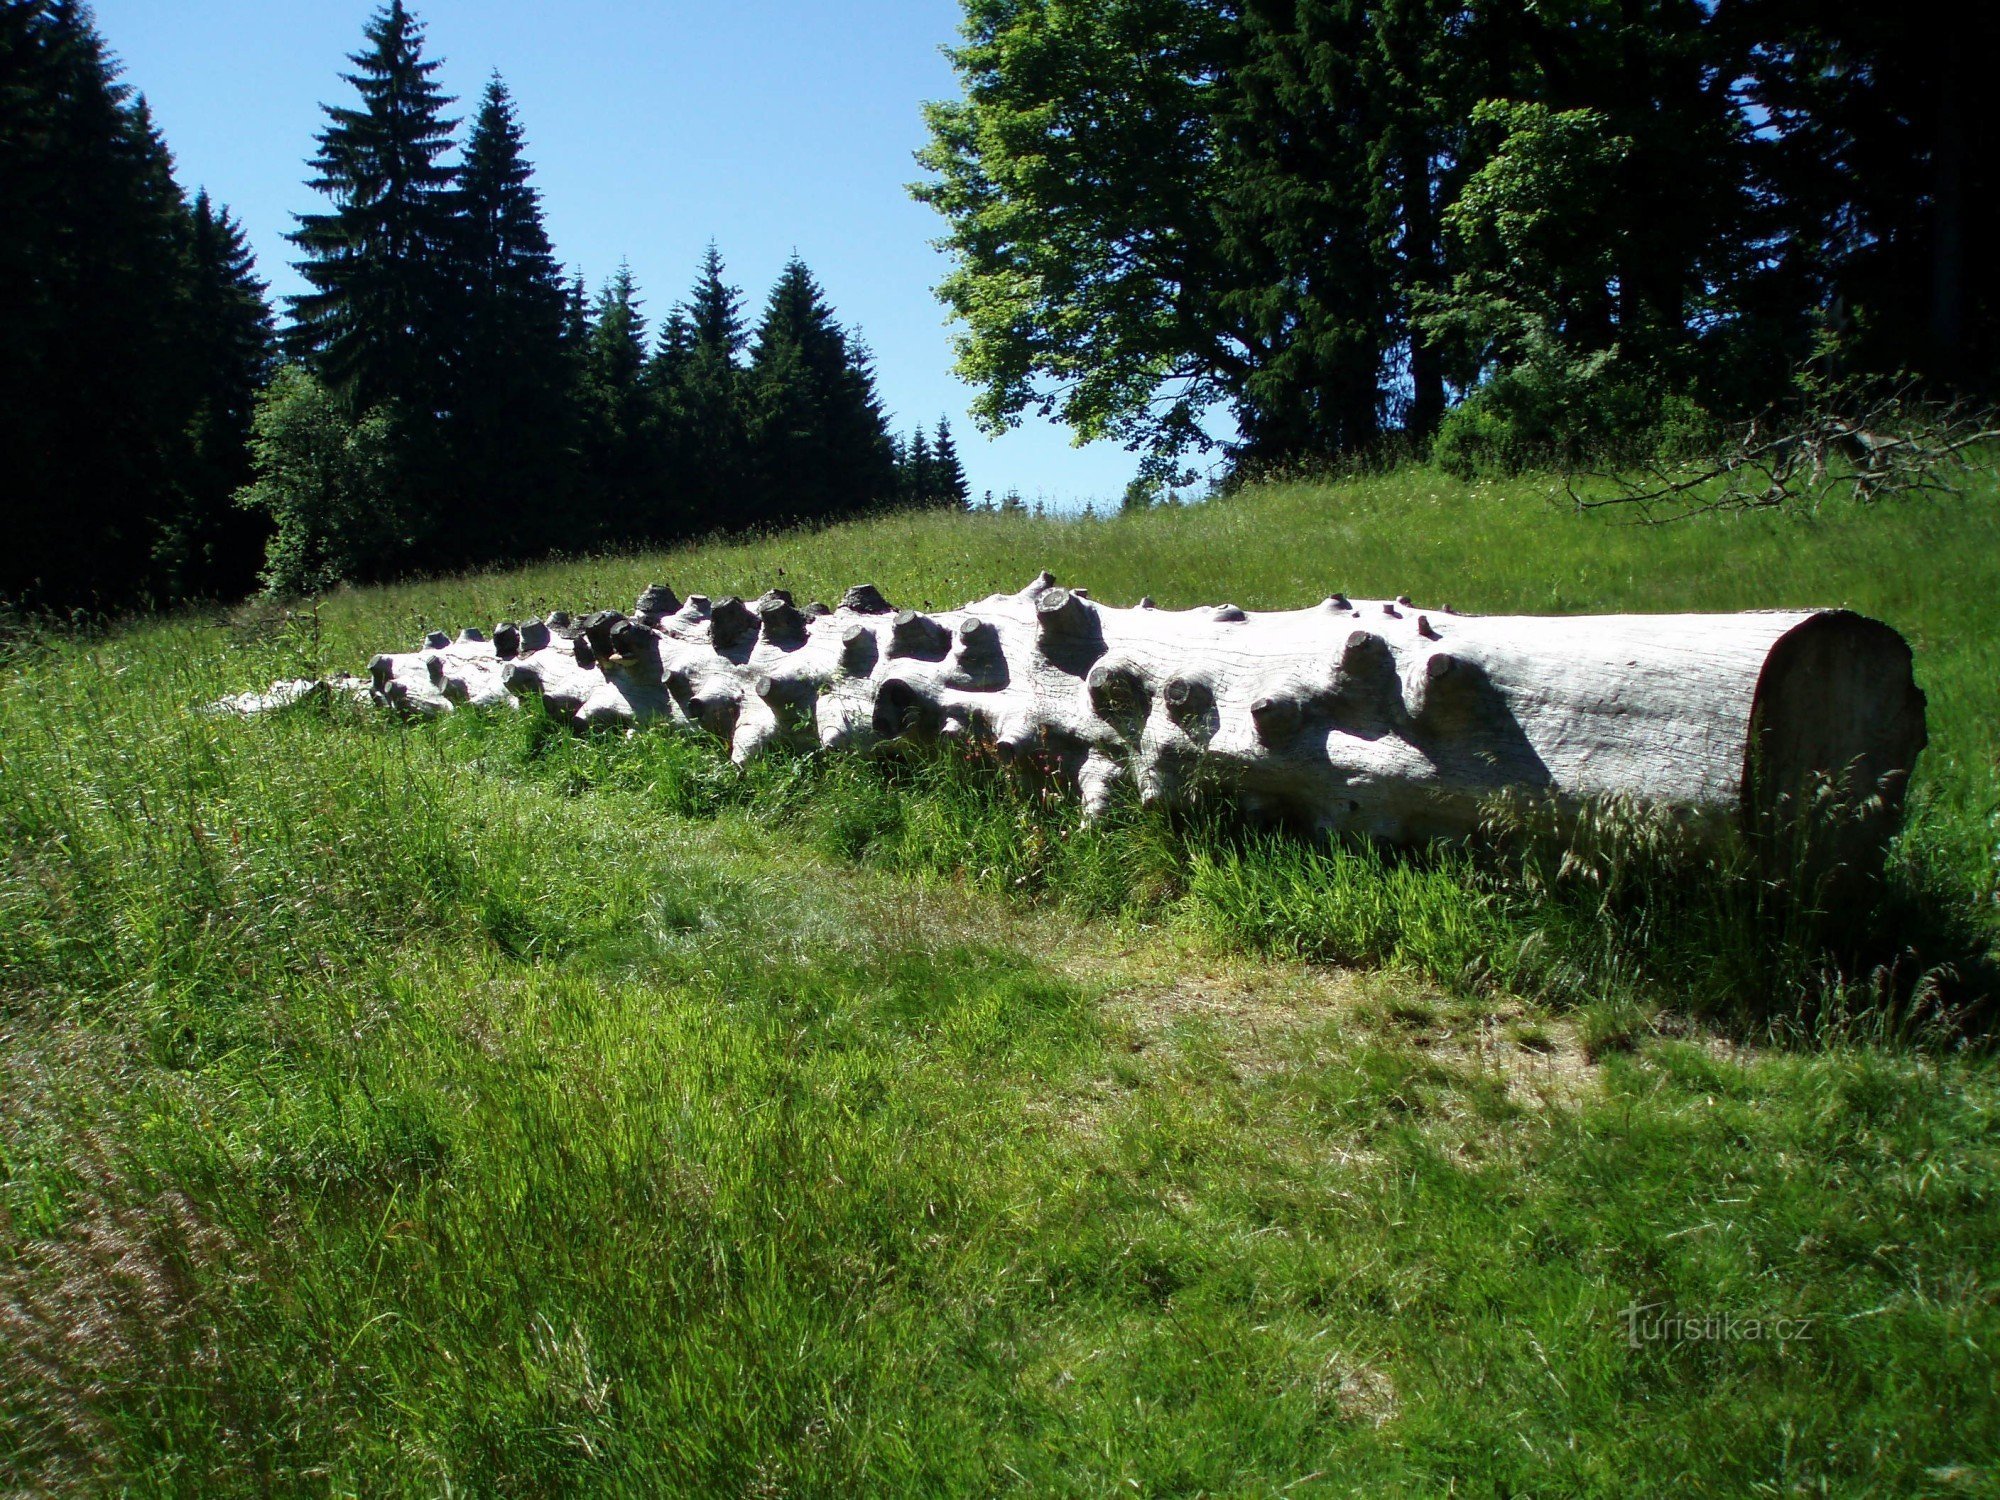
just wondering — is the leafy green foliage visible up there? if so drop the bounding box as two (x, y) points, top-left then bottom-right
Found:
(915, 0), (1239, 459)
(918, 0), (2000, 471)
(235, 368), (410, 594)
(1431, 324), (1718, 478)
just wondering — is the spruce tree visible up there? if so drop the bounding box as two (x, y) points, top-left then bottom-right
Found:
(447, 73), (572, 561)
(931, 417), (970, 508)
(747, 256), (896, 523)
(287, 1), (459, 417)
(1, 1), (273, 607)
(662, 245), (751, 530)
(163, 191), (278, 594)
(577, 264), (655, 543)
(902, 428), (934, 506)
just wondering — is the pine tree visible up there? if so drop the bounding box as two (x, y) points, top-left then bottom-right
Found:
(162, 191), (278, 594)
(902, 427), (934, 505)
(747, 256), (896, 523)
(287, 1), (459, 417)
(686, 242), (747, 358)
(447, 73), (572, 560)
(661, 245), (751, 530)
(577, 264), (655, 543)
(931, 417), (970, 508)
(1, 1), (274, 607)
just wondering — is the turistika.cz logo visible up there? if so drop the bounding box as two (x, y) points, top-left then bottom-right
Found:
(1617, 1302), (1815, 1349)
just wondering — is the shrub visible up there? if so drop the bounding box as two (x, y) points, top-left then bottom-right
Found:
(234, 367), (413, 594)
(1432, 333), (1717, 479)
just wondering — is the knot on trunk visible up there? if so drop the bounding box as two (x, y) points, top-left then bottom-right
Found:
(1406, 650), (1496, 733)
(1163, 676), (1219, 742)
(1086, 660), (1148, 734)
(840, 583), (894, 615)
(839, 621), (880, 676)
(946, 616), (1008, 690)
(1019, 570), (1056, 598)
(756, 671), (817, 728)
(1035, 587), (1105, 670)
(1331, 630), (1399, 724)
(756, 593), (809, 649)
(635, 583), (681, 623)
(873, 677), (941, 740)
(709, 596), (759, 656)
(1250, 694), (1303, 744)
(888, 610), (951, 661)
(608, 617), (656, 660)
(579, 610), (626, 661)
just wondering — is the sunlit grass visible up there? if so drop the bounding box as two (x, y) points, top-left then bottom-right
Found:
(3, 470), (1998, 1494)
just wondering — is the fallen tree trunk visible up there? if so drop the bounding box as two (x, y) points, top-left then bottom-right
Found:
(251, 575), (1927, 889)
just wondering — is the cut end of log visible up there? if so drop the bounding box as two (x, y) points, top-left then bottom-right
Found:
(1747, 610), (1928, 891)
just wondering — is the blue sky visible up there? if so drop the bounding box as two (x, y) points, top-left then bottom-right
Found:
(89, 0), (1150, 510)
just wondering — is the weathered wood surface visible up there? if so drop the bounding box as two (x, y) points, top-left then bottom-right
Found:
(235, 574), (1927, 878)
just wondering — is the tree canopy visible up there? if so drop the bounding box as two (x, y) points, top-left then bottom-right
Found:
(917, 0), (2000, 471)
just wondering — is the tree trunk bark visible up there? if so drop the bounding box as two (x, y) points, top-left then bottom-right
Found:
(291, 576), (1927, 888)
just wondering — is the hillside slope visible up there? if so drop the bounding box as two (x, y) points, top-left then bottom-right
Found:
(3, 471), (1996, 1495)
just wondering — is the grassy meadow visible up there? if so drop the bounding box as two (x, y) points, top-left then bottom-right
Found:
(3, 469), (1998, 1495)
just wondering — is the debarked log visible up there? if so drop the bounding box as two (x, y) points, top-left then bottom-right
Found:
(236, 574), (1927, 884)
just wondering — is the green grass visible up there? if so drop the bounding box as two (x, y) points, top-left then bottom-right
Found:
(4, 470), (1998, 1495)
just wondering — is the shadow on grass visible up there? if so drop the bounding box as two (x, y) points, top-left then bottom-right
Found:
(460, 703), (1998, 1052)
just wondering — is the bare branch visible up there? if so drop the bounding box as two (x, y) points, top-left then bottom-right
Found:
(1572, 382), (1999, 522)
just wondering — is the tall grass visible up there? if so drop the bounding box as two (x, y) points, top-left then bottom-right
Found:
(4, 468), (1997, 1493)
